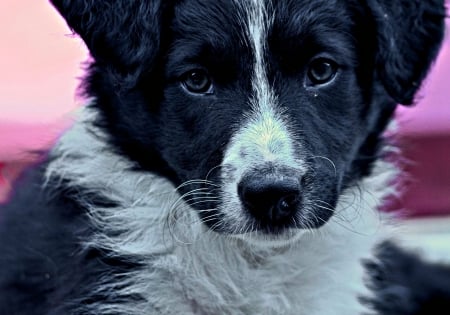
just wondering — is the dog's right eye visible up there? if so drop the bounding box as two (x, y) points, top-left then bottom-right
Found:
(181, 70), (214, 95)
(307, 58), (338, 86)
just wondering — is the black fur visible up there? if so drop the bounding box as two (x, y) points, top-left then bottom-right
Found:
(364, 242), (450, 315)
(367, 0), (447, 105)
(0, 0), (447, 314)
(0, 164), (141, 314)
(51, 0), (446, 225)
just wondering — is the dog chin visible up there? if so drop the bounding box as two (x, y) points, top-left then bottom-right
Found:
(231, 228), (307, 248)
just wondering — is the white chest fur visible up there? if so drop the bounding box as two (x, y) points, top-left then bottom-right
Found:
(47, 109), (394, 315)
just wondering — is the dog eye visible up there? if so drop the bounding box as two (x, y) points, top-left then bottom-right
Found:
(307, 58), (338, 85)
(181, 70), (213, 94)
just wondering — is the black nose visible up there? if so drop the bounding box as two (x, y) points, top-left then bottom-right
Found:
(238, 174), (301, 225)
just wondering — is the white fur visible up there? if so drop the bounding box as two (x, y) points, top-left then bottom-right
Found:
(44, 5), (397, 313)
(45, 106), (396, 315)
(220, 1), (308, 238)
(225, 0), (302, 170)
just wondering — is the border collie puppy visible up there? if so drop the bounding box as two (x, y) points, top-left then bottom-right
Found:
(0, 1), (447, 314)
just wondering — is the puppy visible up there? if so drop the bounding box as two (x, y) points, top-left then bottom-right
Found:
(0, 1), (447, 314)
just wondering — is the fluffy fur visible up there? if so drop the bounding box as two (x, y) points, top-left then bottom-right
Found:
(42, 108), (393, 314)
(0, 1), (448, 314)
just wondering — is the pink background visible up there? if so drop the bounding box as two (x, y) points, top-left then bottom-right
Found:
(0, 1), (449, 215)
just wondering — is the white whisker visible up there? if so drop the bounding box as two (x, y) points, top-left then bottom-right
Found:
(311, 155), (337, 176)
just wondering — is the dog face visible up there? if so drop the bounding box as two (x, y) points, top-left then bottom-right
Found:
(51, 0), (445, 238)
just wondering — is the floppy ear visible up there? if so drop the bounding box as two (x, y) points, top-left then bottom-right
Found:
(50, 0), (165, 88)
(367, 0), (446, 105)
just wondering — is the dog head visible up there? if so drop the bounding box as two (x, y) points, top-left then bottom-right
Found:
(51, 0), (445, 239)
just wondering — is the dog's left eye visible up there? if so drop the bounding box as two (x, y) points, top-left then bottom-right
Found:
(307, 58), (338, 85)
(181, 70), (214, 94)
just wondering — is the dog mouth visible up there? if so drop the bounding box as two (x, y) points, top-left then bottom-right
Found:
(188, 164), (338, 241)
(231, 228), (307, 248)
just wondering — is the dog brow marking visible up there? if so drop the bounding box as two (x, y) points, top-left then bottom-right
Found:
(243, 0), (295, 161)
(221, 0), (302, 171)
(247, 0), (274, 114)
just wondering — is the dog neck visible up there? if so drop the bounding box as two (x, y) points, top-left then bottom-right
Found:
(45, 105), (397, 314)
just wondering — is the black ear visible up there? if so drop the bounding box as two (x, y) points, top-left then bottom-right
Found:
(50, 0), (165, 88)
(367, 0), (446, 105)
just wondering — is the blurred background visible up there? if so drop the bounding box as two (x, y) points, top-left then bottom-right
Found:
(0, 1), (449, 229)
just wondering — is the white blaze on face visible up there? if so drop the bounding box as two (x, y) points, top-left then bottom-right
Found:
(223, 0), (304, 181)
(219, 1), (307, 231)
